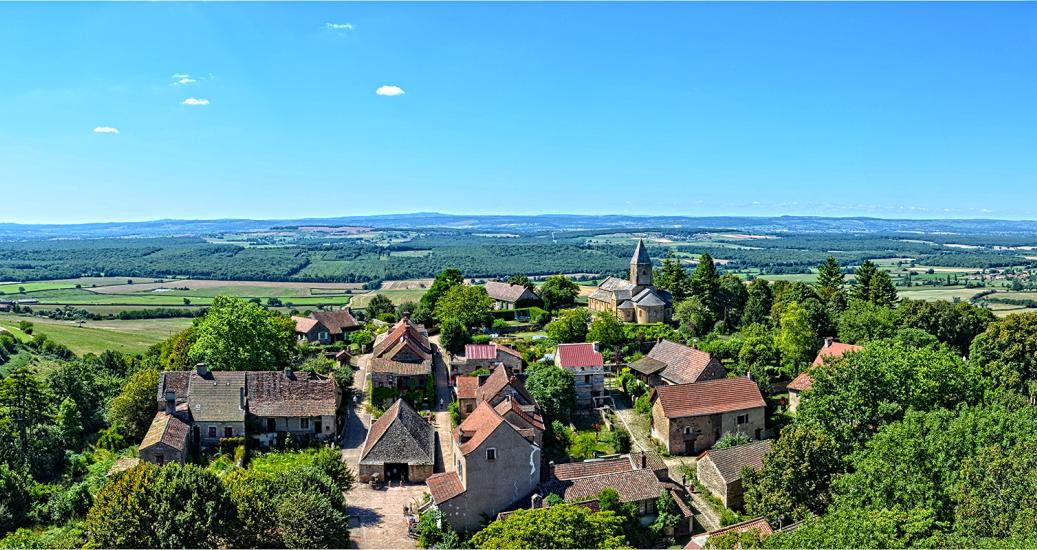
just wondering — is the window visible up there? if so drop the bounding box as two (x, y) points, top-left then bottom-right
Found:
(737, 414), (749, 425)
(684, 426), (693, 435)
(457, 460), (463, 482)
(208, 426), (217, 438)
(584, 375), (591, 384)
(486, 448), (497, 461)
(466, 403), (474, 413)
(267, 418), (276, 432)
(301, 418), (310, 429)
(224, 426), (234, 438)
(156, 454), (165, 465)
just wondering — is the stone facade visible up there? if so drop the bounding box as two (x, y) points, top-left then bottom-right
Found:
(651, 403), (766, 455)
(587, 239), (672, 324)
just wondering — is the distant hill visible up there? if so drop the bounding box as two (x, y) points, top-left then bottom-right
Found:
(4, 213), (1037, 240)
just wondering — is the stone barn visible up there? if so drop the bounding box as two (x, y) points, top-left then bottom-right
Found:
(358, 399), (435, 483)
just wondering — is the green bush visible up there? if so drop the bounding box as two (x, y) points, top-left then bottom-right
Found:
(635, 393), (652, 415)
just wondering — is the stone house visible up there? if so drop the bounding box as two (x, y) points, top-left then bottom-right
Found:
(587, 239), (672, 324)
(484, 281), (541, 310)
(555, 343), (607, 410)
(150, 363), (339, 454)
(247, 369), (338, 445)
(787, 338), (863, 413)
(292, 308), (359, 344)
(454, 365), (544, 445)
(650, 377), (766, 455)
(696, 439), (772, 510)
(451, 343), (523, 378)
(369, 316), (433, 391)
(426, 401), (542, 533)
(359, 399), (435, 483)
(628, 339), (727, 387)
(138, 411), (190, 465)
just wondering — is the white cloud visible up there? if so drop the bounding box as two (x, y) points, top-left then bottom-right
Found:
(175, 77), (196, 85)
(326, 22), (353, 30)
(172, 73), (189, 79)
(375, 85), (405, 96)
(92, 126), (120, 134)
(181, 97), (210, 106)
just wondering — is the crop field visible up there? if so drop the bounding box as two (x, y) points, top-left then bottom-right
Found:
(0, 315), (193, 355)
(350, 289), (427, 308)
(897, 287), (992, 302)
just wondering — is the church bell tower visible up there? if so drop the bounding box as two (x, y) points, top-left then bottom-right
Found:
(629, 238), (653, 288)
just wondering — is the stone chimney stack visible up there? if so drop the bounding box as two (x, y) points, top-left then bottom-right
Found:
(824, 336), (834, 348)
(164, 390), (176, 414)
(196, 362), (208, 376)
(640, 450), (647, 469)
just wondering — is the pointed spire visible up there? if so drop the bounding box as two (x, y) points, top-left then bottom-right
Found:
(631, 238), (651, 265)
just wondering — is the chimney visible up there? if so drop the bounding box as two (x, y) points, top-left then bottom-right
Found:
(592, 341), (600, 353)
(824, 336), (834, 348)
(164, 390), (176, 414)
(640, 450), (647, 469)
(196, 362), (208, 376)
(239, 386), (246, 411)
(531, 493), (543, 509)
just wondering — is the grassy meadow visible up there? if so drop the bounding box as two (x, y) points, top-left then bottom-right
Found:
(0, 315), (193, 355)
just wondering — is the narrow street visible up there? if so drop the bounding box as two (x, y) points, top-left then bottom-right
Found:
(429, 335), (455, 473)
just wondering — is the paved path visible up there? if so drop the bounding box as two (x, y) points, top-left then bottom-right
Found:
(341, 354), (372, 467)
(430, 341), (455, 473)
(346, 483), (427, 549)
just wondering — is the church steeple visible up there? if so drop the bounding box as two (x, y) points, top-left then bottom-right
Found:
(629, 238), (653, 287)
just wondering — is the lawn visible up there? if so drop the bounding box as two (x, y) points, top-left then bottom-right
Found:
(248, 449), (319, 475)
(0, 315), (192, 355)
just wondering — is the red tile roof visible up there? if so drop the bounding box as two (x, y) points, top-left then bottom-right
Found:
(455, 376), (479, 400)
(309, 309), (358, 334)
(373, 317), (431, 359)
(787, 370), (814, 392)
(293, 316), (320, 333)
(708, 517), (774, 537)
(426, 472), (465, 503)
(455, 401), (506, 455)
(811, 339), (862, 367)
(656, 377), (766, 419)
(556, 343), (603, 368)
(476, 366), (535, 406)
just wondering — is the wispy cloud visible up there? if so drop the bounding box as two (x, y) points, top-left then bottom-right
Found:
(92, 126), (120, 134)
(172, 73), (189, 79)
(174, 77), (196, 85)
(181, 97), (210, 106)
(375, 85), (405, 97)
(326, 22), (353, 30)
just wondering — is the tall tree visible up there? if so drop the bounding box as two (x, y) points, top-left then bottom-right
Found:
(434, 285), (493, 329)
(418, 268), (464, 322)
(654, 251), (692, 302)
(364, 294), (396, 320)
(969, 313), (1037, 400)
(716, 273), (749, 331)
(506, 274), (534, 290)
(849, 260), (878, 303)
(189, 296), (296, 371)
(775, 302), (819, 372)
(742, 279), (774, 327)
(108, 368), (160, 442)
(816, 257), (847, 314)
(0, 367), (54, 456)
(868, 270), (898, 308)
(690, 254), (721, 312)
(587, 311), (625, 351)
(545, 308), (591, 343)
(674, 296), (712, 338)
(538, 275), (580, 311)
(524, 363), (577, 423)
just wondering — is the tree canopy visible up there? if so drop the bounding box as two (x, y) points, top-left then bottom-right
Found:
(188, 296), (295, 371)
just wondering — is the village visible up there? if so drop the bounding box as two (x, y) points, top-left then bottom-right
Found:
(115, 241), (864, 548)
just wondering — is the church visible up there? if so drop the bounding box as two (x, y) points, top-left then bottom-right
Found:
(588, 239), (673, 324)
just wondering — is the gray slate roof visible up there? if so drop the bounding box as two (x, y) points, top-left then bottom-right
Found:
(631, 238), (652, 265)
(700, 440), (773, 483)
(247, 371), (337, 417)
(360, 399), (435, 466)
(188, 371), (246, 422)
(632, 288), (667, 307)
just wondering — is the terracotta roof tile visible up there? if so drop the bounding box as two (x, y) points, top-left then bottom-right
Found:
(465, 344), (498, 361)
(811, 340), (863, 367)
(656, 377), (765, 418)
(708, 517), (774, 537)
(139, 412), (190, 451)
(456, 376), (479, 399)
(787, 370), (814, 392)
(293, 316), (320, 333)
(546, 468), (662, 504)
(427, 472), (465, 503)
(456, 401), (506, 455)
(648, 339), (725, 385)
(556, 343), (603, 368)
(551, 457), (633, 480)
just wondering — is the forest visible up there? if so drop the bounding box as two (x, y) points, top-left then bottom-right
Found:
(0, 228), (1032, 285)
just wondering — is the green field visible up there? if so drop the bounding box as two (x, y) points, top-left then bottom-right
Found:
(0, 281), (80, 294)
(896, 287), (991, 302)
(350, 289), (427, 308)
(0, 315), (193, 355)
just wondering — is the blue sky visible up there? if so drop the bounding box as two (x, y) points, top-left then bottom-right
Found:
(1, 2), (1035, 224)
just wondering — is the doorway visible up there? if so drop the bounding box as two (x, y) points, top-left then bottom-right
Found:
(384, 463), (409, 482)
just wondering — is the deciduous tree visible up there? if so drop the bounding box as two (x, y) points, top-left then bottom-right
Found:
(107, 368), (160, 442)
(538, 275), (580, 311)
(189, 296), (295, 371)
